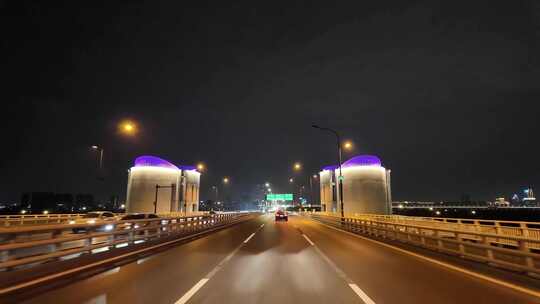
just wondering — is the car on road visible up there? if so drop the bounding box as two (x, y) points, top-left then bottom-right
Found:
(120, 213), (160, 232)
(275, 209), (288, 221)
(120, 213), (160, 221)
(69, 211), (117, 233)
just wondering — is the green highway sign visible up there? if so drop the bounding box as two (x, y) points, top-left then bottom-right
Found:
(266, 193), (293, 201)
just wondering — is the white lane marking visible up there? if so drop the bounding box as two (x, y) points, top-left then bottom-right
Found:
(1, 217), (252, 295)
(302, 234), (315, 246)
(174, 278), (209, 304)
(349, 283), (376, 304)
(260, 223), (265, 228)
(243, 232), (256, 244)
(174, 221), (267, 304)
(314, 220), (540, 299)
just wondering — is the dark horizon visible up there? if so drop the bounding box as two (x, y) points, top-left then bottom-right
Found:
(2, 1), (540, 204)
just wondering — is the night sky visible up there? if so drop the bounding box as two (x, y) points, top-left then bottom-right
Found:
(2, 1), (540, 203)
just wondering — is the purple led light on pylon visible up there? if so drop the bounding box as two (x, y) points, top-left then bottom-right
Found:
(342, 155), (382, 168)
(179, 165), (197, 171)
(134, 155), (179, 170)
(322, 165), (338, 171)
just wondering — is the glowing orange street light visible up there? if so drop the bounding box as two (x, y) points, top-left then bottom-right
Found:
(196, 163), (205, 171)
(293, 162), (302, 171)
(223, 177), (229, 184)
(343, 141), (353, 150)
(118, 120), (137, 136)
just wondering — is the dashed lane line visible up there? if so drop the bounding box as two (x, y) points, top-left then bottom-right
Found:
(349, 283), (376, 304)
(175, 279), (209, 304)
(302, 234), (315, 246)
(243, 232), (256, 244)
(175, 220), (266, 304)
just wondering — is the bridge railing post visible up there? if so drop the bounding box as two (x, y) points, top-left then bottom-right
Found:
(435, 230), (443, 251)
(518, 239), (535, 272)
(482, 235), (494, 262)
(457, 232), (465, 257)
(420, 228), (426, 247)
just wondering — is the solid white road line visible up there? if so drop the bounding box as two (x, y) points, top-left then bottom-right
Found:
(314, 220), (540, 299)
(175, 278), (209, 304)
(243, 232), (256, 243)
(260, 223), (265, 228)
(349, 283), (376, 304)
(302, 234), (315, 246)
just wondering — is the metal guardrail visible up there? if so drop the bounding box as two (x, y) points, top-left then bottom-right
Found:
(0, 212), (249, 272)
(319, 212), (540, 249)
(0, 214), (86, 227)
(309, 214), (540, 276)
(0, 212), (211, 227)
(391, 202), (540, 209)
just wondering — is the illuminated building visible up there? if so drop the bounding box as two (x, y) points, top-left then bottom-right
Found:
(523, 187), (536, 204)
(320, 155), (392, 215)
(126, 156), (200, 213)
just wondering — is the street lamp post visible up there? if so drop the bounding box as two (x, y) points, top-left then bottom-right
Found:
(292, 162), (304, 206)
(212, 186), (219, 203)
(312, 125), (345, 219)
(309, 174), (318, 206)
(91, 145), (104, 170)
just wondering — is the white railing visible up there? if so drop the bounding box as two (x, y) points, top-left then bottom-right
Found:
(308, 213), (540, 275)
(319, 212), (540, 249)
(0, 212), (213, 227)
(0, 214), (88, 227)
(0, 212), (251, 272)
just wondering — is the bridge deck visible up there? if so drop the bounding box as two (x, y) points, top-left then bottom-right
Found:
(15, 214), (540, 304)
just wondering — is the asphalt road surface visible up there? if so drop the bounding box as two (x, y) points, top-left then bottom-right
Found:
(19, 214), (540, 304)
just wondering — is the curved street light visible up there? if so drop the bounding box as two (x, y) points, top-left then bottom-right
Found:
(312, 124), (345, 219)
(91, 145), (104, 170)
